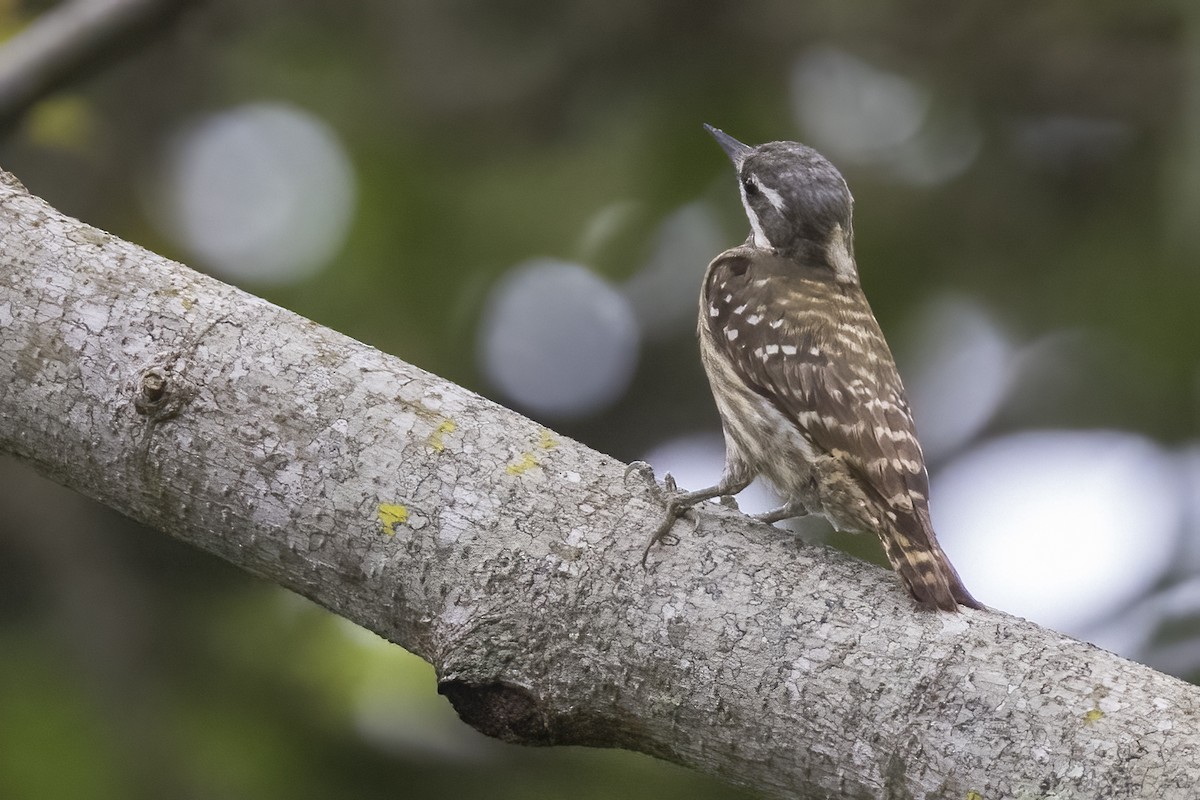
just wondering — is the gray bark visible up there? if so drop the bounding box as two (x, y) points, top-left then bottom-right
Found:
(0, 170), (1197, 800)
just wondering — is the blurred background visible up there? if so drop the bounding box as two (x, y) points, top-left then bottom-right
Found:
(1, 0), (1199, 797)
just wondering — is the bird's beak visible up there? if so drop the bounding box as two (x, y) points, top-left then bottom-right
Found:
(704, 124), (751, 167)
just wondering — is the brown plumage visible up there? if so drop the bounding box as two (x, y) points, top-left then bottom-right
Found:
(699, 248), (980, 611)
(638, 126), (981, 612)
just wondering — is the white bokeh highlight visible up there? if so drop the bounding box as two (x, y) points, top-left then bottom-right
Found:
(904, 295), (1015, 460)
(934, 430), (1182, 632)
(622, 202), (726, 341)
(791, 46), (930, 160)
(1178, 443), (1200, 574)
(1084, 573), (1200, 667)
(885, 104), (983, 186)
(160, 102), (356, 284)
(790, 46), (981, 185)
(478, 259), (640, 419)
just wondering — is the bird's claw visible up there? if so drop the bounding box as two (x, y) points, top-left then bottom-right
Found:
(627, 460), (708, 567)
(625, 460), (679, 502)
(624, 460), (656, 488)
(640, 502), (689, 568)
(718, 494), (739, 510)
(638, 491), (705, 568)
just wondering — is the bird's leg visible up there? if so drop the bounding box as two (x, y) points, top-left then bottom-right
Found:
(625, 462), (692, 544)
(638, 484), (723, 566)
(752, 499), (809, 525)
(626, 462), (752, 566)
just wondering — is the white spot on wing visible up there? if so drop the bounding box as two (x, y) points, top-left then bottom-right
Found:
(865, 397), (899, 412)
(878, 427), (918, 443)
(726, 328), (739, 341)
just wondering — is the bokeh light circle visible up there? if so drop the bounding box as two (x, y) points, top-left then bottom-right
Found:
(161, 102), (356, 284)
(478, 260), (640, 419)
(934, 430), (1181, 631)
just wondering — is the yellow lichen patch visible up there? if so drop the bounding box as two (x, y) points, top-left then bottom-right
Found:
(377, 503), (409, 535)
(1084, 708), (1104, 725)
(428, 418), (457, 452)
(539, 428), (558, 449)
(506, 452), (539, 475)
(966, 792), (984, 800)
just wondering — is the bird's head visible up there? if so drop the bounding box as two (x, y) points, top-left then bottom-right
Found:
(706, 124), (857, 281)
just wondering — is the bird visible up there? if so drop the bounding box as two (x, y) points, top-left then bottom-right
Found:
(633, 124), (982, 612)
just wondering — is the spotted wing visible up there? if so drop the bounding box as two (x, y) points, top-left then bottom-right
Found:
(704, 250), (979, 609)
(705, 251), (927, 509)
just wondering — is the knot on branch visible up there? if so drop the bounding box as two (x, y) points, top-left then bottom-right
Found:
(132, 364), (191, 422)
(437, 679), (554, 745)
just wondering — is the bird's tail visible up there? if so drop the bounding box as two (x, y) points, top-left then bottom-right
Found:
(877, 515), (983, 612)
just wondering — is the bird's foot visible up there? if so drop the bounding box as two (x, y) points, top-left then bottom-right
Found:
(625, 460), (685, 498)
(752, 499), (809, 525)
(639, 498), (700, 568)
(625, 461), (700, 567)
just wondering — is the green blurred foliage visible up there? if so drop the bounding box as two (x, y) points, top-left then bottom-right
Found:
(2, 0), (1199, 797)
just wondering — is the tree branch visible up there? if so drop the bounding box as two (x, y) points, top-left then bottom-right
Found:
(0, 0), (199, 129)
(0, 170), (1196, 799)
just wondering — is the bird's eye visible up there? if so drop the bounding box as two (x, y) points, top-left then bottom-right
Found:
(742, 178), (759, 197)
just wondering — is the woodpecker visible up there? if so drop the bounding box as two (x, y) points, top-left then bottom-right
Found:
(637, 125), (981, 612)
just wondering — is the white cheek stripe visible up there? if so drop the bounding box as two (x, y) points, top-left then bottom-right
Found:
(738, 182), (771, 249)
(758, 182), (786, 213)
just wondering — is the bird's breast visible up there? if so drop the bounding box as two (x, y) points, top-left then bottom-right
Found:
(697, 322), (824, 497)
